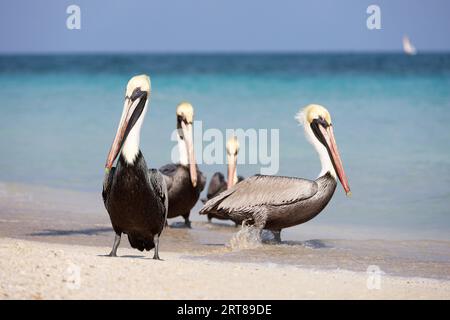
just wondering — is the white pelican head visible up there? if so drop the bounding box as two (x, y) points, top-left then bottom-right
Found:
(226, 136), (240, 189)
(297, 104), (351, 196)
(105, 74), (151, 169)
(176, 101), (197, 187)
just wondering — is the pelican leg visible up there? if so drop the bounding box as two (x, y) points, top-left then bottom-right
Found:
(272, 230), (282, 243)
(153, 234), (162, 260)
(207, 213), (212, 223)
(108, 233), (121, 257)
(182, 212), (192, 228)
(254, 209), (268, 240)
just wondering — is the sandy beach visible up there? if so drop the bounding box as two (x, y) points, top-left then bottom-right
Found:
(1, 238), (449, 300)
(1, 181), (450, 299)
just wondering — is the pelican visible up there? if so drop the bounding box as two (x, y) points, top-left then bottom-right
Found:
(102, 75), (168, 259)
(202, 136), (244, 223)
(160, 102), (206, 228)
(200, 104), (350, 242)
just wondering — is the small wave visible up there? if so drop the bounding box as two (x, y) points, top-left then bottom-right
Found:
(228, 223), (262, 251)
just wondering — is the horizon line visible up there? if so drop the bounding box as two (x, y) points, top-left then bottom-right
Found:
(1, 49), (450, 56)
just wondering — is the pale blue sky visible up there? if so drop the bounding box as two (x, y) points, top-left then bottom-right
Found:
(0, 0), (449, 53)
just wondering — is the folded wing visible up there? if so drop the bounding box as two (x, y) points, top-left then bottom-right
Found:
(200, 175), (318, 215)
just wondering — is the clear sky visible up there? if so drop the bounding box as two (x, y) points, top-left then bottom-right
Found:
(1, 0), (449, 53)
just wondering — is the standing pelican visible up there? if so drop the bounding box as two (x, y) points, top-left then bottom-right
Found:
(102, 75), (168, 259)
(160, 102), (206, 228)
(202, 136), (244, 223)
(200, 104), (350, 242)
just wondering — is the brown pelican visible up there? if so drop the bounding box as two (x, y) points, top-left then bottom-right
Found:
(200, 104), (350, 242)
(160, 102), (206, 228)
(201, 136), (244, 223)
(102, 75), (168, 259)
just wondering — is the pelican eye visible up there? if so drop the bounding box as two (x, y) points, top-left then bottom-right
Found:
(177, 115), (189, 125)
(317, 116), (329, 128)
(130, 87), (146, 101)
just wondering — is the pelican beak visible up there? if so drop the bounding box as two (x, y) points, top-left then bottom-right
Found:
(319, 124), (351, 196)
(181, 121), (197, 187)
(105, 90), (147, 169)
(227, 154), (237, 189)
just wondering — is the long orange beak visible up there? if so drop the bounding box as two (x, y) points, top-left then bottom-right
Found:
(320, 125), (351, 196)
(105, 95), (145, 169)
(181, 121), (197, 187)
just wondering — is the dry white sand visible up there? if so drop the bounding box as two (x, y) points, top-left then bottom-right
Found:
(0, 238), (449, 300)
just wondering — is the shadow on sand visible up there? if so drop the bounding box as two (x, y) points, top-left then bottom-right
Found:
(29, 227), (112, 237)
(260, 238), (330, 249)
(97, 254), (148, 259)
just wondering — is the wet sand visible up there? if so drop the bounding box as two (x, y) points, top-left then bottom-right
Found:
(1, 181), (450, 299)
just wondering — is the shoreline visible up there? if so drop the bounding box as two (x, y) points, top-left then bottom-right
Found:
(1, 238), (449, 300)
(1, 179), (450, 285)
(1, 180), (449, 241)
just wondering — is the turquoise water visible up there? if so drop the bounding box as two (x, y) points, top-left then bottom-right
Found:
(0, 54), (449, 238)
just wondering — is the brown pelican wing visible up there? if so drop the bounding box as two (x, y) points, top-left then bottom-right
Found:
(148, 169), (169, 222)
(159, 163), (178, 191)
(202, 172), (226, 204)
(102, 167), (116, 207)
(197, 169), (207, 192)
(159, 163), (178, 176)
(207, 172), (227, 198)
(200, 175), (318, 214)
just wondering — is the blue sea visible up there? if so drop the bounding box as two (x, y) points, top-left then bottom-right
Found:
(1, 53), (450, 241)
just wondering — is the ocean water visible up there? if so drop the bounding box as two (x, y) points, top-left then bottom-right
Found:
(0, 53), (450, 241)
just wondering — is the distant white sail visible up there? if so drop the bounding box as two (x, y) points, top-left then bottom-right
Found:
(403, 36), (417, 55)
